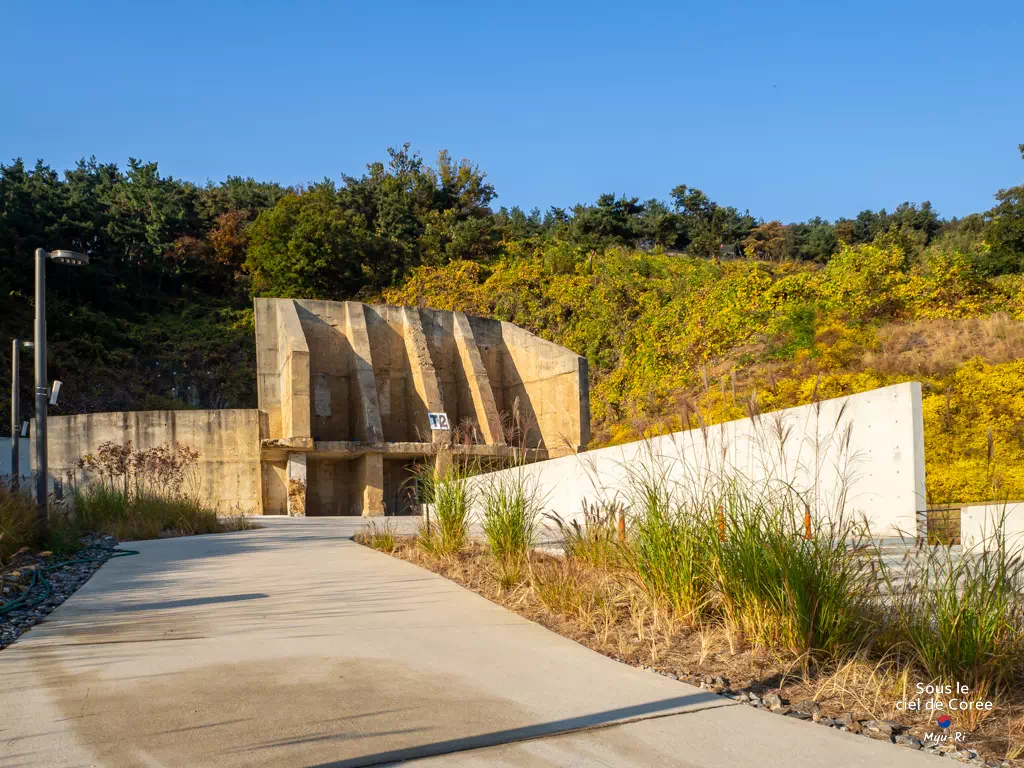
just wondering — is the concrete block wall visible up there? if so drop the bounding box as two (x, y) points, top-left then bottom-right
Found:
(468, 382), (927, 539)
(41, 410), (262, 514)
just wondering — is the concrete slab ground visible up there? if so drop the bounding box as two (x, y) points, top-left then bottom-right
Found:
(0, 518), (941, 768)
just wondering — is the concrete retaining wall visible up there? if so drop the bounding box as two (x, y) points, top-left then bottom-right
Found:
(471, 382), (927, 538)
(39, 410), (262, 514)
(0, 437), (31, 480)
(960, 501), (1024, 549)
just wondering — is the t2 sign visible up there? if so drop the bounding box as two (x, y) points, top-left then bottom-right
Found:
(428, 412), (450, 431)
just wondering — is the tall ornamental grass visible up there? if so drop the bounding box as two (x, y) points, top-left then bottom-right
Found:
(413, 457), (474, 557)
(71, 485), (227, 540)
(481, 468), (540, 560)
(620, 462), (715, 627)
(0, 480), (40, 563)
(71, 441), (249, 540)
(880, 522), (1024, 712)
(708, 482), (876, 661)
(545, 500), (624, 570)
(481, 467), (543, 587)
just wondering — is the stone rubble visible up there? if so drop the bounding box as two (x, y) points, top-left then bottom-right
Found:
(0, 534), (119, 652)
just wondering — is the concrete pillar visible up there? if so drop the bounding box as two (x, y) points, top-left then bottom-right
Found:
(277, 300), (312, 443)
(402, 307), (447, 443)
(354, 452), (384, 516)
(287, 452), (307, 517)
(453, 312), (504, 445)
(434, 447), (453, 479)
(344, 302), (384, 443)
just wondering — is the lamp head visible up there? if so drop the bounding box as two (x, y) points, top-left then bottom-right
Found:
(49, 250), (88, 266)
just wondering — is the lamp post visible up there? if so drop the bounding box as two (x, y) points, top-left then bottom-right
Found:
(34, 248), (88, 536)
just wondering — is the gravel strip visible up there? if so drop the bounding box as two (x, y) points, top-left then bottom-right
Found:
(0, 534), (120, 651)
(639, 667), (1013, 767)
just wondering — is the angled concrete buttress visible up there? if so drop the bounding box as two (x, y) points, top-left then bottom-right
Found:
(254, 299), (590, 516)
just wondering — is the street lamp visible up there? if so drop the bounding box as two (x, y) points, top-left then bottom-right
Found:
(34, 248), (88, 536)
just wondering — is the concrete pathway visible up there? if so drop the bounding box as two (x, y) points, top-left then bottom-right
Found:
(0, 518), (941, 767)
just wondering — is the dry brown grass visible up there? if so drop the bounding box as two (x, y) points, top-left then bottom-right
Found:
(862, 312), (1024, 377)
(365, 536), (1024, 766)
(1008, 715), (1024, 761)
(815, 656), (915, 722)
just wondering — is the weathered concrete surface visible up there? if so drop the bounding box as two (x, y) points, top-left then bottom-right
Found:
(254, 299), (590, 515)
(42, 410), (262, 514)
(0, 519), (939, 768)
(452, 311), (504, 446)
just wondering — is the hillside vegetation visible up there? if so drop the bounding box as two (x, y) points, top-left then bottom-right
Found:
(3, 144), (1024, 504)
(386, 241), (1024, 504)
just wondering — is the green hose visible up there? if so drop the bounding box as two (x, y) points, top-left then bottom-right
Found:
(0, 548), (138, 617)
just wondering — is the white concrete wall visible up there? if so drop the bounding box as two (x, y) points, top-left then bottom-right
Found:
(0, 438), (31, 480)
(471, 382), (927, 538)
(960, 501), (1024, 550)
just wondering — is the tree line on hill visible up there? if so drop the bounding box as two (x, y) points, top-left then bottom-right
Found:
(3, 142), (1023, 315)
(0, 142), (1021, 422)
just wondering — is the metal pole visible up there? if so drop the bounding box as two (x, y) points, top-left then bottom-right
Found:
(34, 249), (48, 536)
(11, 338), (19, 490)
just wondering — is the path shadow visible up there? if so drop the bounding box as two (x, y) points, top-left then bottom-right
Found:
(305, 692), (730, 767)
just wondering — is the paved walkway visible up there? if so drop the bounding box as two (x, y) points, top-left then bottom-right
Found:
(0, 518), (940, 767)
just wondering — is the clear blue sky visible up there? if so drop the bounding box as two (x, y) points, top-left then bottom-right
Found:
(2, 0), (1021, 222)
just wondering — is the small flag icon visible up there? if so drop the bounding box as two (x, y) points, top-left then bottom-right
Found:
(937, 715), (952, 729)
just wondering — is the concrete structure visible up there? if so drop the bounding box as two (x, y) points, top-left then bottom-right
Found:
(960, 500), (1024, 550)
(43, 410), (262, 513)
(254, 299), (589, 516)
(0, 517), (940, 768)
(0, 437), (30, 481)
(470, 382), (928, 538)
(38, 300), (590, 516)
